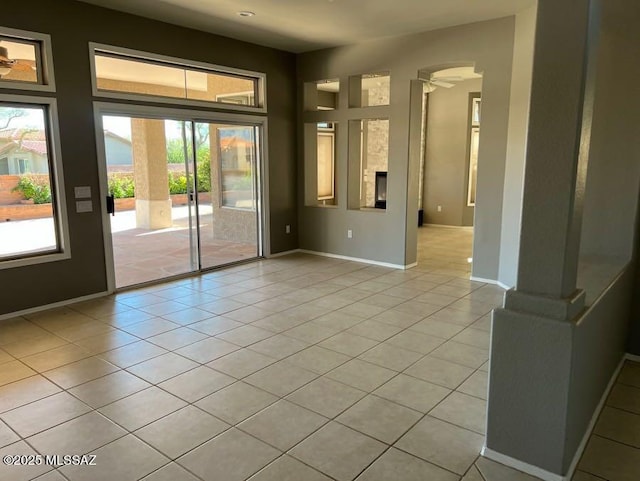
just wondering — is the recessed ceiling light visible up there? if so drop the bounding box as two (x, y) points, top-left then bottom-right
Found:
(238, 11), (255, 17)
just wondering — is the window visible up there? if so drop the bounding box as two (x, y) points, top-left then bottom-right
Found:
(91, 45), (265, 111)
(216, 126), (257, 209)
(0, 28), (55, 91)
(0, 99), (69, 265)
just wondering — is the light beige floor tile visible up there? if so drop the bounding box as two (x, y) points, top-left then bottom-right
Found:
(579, 435), (640, 480)
(405, 356), (475, 389)
(127, 352), (199, 384)
(21, 344), (92, 372)
(618, 362), (640, 389)
(142, 462), (200, 481)
(339, 302), (388, 319)
(175, 337), (240, 363)
(385, 330), (446, 355)
(312, 312), (364, 331)
(248, 454), (332, 481)
(189, 316), (243, 336)
(68, 370), (151, 408)
(99, 309), (158, 327)
(223, 306), (272, 323)
(337, 394), (422, 444)
(27, 411), (126, 456)
(451, 328), (491, 350)
(208, 349), (277, 379)
(216, 325), (275, 347)
(374, 374), (451, 413)
(287, 376), (366, 418)
(195, 381), (278, 424)
(99, 387), (186, 431)
(136, 405), (229, 458)
(595, 406), (640, 448)
(571, 470), (606, 480)
(159, 365), (235, 402)
(475, 456), (542, 480)
(346, 320), (403, 342)
(430, 392), (487, 434)
(146, 327), (207, 350)
(99, 340), (167, 368)
(357, 447), (459, 481)
(32, 470), (67, 481)
(43, 357), (119, 389)
(326, 359), (397, 392)
(139, 301), (191, 317)
(290, 421), (386, 481)
(461, 465), (484, 481)
(248, 334), (311, 360)
(73, 330), (140, 355)
(0, 375), (61, 413)
(239, 399), (327, 450)
(430, 341), (489, 369)
(0, 441), (51, 481)
(120, 318), (181, 339)
(283, 322), (341, 344)
(0, 349), (13, 365)
(60, 435), (168, 481)
(457, 369), (488, 399)
(54, 320), (116, 342)
(395, 415), (484, 475)
(371, 309), (424, 329)
(359, 343), (423, 372)
(286, 346), (350, 375)
(319, 332), (379, 357)
(199, 299), (248, 315)
(0, 420), (19, 448)
(177, 428), (280, 481)
(607, 383), (640, 414)
(244, 361), (318, 397)
(429, 308), (480, 327)
(160, 307), (216, 325)
(0, 360), (36, 386)
(409, 319), (465, 339)
(2, 334), (68, 359)
(1, 391), (91, 437)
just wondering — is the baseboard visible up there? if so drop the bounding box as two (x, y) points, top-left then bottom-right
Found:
(482, 354), (627, 481)
(0, 290), (110, 322)
(481, 447), (565, 481)
(267, 248), (302, 258)
(470, 275), (512, 290)
(299, 249), (414, 270)
(625, 353), (640, 363)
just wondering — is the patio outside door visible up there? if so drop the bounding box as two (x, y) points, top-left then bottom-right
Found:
(100, 114), (261, 288)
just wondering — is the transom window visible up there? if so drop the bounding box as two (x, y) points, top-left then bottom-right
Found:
(91, 46), (265, 111)
(0, 28), (55, 91)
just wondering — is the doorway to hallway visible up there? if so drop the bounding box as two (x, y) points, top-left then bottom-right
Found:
(98, 112), (263, 289)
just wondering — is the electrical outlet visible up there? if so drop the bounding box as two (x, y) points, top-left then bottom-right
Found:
(437, 205), (442, 212)
(285, 224), (291, 234)
(347, 229), (353, 239)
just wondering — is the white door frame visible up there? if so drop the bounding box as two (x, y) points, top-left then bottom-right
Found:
(93, 101), (270, 293)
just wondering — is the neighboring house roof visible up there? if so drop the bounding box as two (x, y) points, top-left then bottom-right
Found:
(0, 139), (47, 157)
(220, 136), (254, 151)
(104, 130), (132, 145)
(0, 129), (46, 141)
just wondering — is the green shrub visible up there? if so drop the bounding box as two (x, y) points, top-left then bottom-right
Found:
(108, 174), (135, 198)
(196, 161), (211, 193)
(168, 172), (188, 194)
(12, 176), (52, 204)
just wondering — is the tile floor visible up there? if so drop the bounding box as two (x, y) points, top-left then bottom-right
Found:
(0, 225), (597, 481)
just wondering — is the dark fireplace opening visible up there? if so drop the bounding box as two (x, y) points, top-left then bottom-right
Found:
(375, 171), (387, 209)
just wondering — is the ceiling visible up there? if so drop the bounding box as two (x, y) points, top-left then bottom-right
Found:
(78, 0), (535, 53)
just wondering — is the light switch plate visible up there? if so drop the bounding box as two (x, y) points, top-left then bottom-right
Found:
(74, 186), (91, 199)
(76, 200), (93, 213)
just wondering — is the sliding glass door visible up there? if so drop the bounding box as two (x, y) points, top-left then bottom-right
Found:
(100, 114), (261, 288)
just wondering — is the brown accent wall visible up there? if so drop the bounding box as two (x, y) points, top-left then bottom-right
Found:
(1, 0), (297, 315)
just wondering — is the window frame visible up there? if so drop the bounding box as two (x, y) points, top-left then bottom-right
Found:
(0, 27), (56, 92)
(89, 43), (267, 114)
(0, 94), (71, 269)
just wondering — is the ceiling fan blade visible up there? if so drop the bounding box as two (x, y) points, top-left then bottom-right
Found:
(432, 75), (464, 82)
(431, 80), (456, 88)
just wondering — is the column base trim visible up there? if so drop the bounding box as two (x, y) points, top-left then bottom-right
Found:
(470, 275), (512, 290)
(483, 353), (627, 481)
